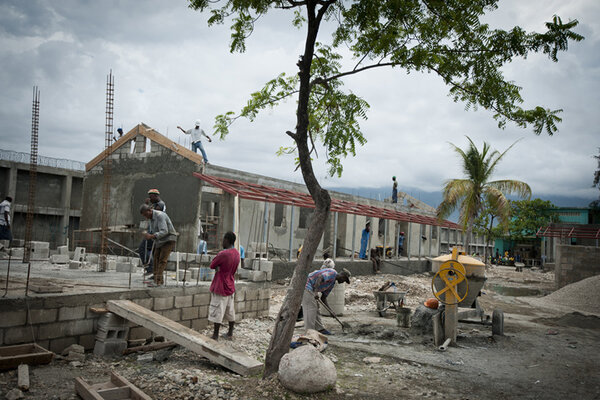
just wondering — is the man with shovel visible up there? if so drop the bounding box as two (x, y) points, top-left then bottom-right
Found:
(302, 267), (351, 335)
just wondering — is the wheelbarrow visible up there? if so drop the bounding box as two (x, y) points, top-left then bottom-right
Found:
(373, 290), (407, 317)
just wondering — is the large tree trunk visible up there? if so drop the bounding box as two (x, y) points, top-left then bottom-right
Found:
(263, 1), (332, 377)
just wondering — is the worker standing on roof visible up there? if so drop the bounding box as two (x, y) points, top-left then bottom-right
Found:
(178, 119), (212, 164)
(392, 176), (398, 203)
(359, 221), (371, 259)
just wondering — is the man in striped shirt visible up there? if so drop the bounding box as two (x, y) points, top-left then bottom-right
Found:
(302, 267), (351, 334)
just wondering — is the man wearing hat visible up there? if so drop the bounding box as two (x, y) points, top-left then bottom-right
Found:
(139, 189), (166, 278)
(139, 203), (177, 286)
(178, 120), (212, 164)
(302, 267), (351, 335)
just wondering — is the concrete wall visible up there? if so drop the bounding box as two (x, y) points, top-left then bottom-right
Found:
(0, 158), (84, 247)
(555, 244), (600, 288)
(81, 139), (204, 253)
(0, 283), (270, 354)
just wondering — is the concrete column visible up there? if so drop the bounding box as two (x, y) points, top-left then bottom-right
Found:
(437, 226), (441, 255)
(407, 222), (412, 261)
(418, 224), (422, 261)
(428, 225), (432, 256)
(332, 212), (338, 260)
(383, 219), (387, 259)
(351, 214), (356, 261)
(60, 175), (73, 245)
(7, 166), (17, 225)
(288, 206), (295, 261)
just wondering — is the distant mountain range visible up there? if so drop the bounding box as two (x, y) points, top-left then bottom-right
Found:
(328, 185), (596, 223)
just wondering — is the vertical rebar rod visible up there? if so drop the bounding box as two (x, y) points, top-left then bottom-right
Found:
(100, 70), (114, 272)
(23, 86), (40, 265)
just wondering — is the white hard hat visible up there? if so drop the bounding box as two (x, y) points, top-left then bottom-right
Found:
(195, 119), (201, 127)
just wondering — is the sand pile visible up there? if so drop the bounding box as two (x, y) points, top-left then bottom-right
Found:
(532, 275), (600, 315)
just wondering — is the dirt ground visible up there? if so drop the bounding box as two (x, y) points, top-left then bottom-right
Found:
(1, 265), (599, 400)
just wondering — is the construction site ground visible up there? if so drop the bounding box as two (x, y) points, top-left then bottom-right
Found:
(1, 264), (599, 400)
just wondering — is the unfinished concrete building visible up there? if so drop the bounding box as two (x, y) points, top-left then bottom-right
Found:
(80, 123), (464, 262)
(0, 150), (84, 247)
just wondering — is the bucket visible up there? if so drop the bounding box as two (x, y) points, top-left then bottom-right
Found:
(320, 282), (345, 316)
(397, 307), (411, 328)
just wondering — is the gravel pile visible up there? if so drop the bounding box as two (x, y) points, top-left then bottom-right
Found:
(346, 273), (432, 311)
(532, 275), (600, 315)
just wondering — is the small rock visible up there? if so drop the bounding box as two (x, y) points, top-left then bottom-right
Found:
(66, 352), (86, 362)
(6, 388), (24, 400)
(137, 353), (153, 363)
(362, 357), (381, 364)
(154, 349), (172, 362)
(69, 361), (83, 367)
(62, 344), (84, 356)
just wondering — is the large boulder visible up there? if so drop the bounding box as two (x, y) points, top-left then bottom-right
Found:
(278, 345), (336, 394)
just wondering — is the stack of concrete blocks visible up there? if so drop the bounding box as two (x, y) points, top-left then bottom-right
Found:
(28, 241), (50, 260)
(243, 242), (272, 282)
(69, 246), (88, 269)
(50, 245), (70, 264)
(93, 312), (130, 356)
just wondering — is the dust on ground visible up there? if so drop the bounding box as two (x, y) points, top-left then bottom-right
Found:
(1, 265), (599, 400)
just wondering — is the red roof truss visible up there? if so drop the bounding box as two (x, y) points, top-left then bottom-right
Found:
(536, 226), (600, 239)
(194, 173), (460, 229)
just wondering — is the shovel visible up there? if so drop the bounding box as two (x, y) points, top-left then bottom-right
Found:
(317, 297), (352, 332)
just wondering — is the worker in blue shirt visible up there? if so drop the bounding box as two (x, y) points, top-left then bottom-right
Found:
(359, 222), (371, 259)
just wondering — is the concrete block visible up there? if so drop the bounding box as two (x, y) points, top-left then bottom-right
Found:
(130, 258), (140, 267)
(27, 308), (58, 324)
(69, 261), (82, 269)
(177, 270), (194, 281)
(116, 262), (135, 273)
(96, 326), (129, 341)
(132, 298), (153, 309)
(11, 239), (24, 247)
(191, 318), (208, 331)
(29, 241), (50, 260)
(97, 312), (128, 329)
(235, 302), (246, 313)
(245, 311), (258, 319)
(0, 311), (27, 328)
(181, 306), (199, 320)
(9, 247), (24, 259)
(50, 254), (70, 264)
(3, 326), (37, 345)
(49, 337), (78, 354)
(37, 320), (94, 340)
(258, 289), (271, 300)
(251, 259), (273, 272)
(168, 252), (181, 262)
(245, 290), (259, 301)
(117, 256), (129, 262)
(107, 259), (117, 271)
(86, 253), (99, 263)
(198, 305), (209, 319)
(238, 268), (252, 280)
(57, 245), (69, 255)
(58, 306), (86, 321)
(193, 293), (211, 306)
(250, 270), (267, 282)
(153, 296), (174, 311)
(235, 291), (245, 302)
(159, 309), (181, 322)
(128, 326), (152, 340)
(266, 271), (272, 281)
(93, 339), (128, 356)
(247, 301), (258, 312)
(72, 247), (86, 262)
(175, 295), (194, 308)
(188, 267), (200, 280)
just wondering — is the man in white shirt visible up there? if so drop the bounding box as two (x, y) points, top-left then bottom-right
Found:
(0, 196), (12, 241)
(178, 119), (212, 164)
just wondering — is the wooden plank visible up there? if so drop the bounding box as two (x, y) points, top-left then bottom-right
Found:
(107, 300), (262, 376)
(0, 344), (53, 370)
(74, 377), (105, 400)
(96, 387), (130, 400)
(122, 341), (176, 355)
(110, 372), (152, 400)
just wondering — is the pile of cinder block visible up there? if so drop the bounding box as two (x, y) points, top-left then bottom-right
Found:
(93, 312), (130, 356)
(167, 252), (212, 271)
(50, 245), (70, 264)
(8, 241), (50, 261)
(238, 242), (272, 282)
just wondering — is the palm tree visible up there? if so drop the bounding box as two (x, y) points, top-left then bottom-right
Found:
(436, 136), (531, 256)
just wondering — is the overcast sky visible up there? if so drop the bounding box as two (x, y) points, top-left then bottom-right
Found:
(1, 0), (598, 203)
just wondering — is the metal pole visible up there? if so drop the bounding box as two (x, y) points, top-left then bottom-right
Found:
(262, 202), (268, 243)
(2, 253), (11, 297)
(351, 214), (356, 261)
(333, 212), (338, 260)
(265, 208), (271, 260)
(418, 224), (422, 261)
(288, 206), (295, 261)
(396, 222), (400, 258)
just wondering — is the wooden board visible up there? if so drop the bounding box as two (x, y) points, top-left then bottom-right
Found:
(75, 371), (151, 400)
(107, 300), (262, 376)
(0, 343), (53, 370)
